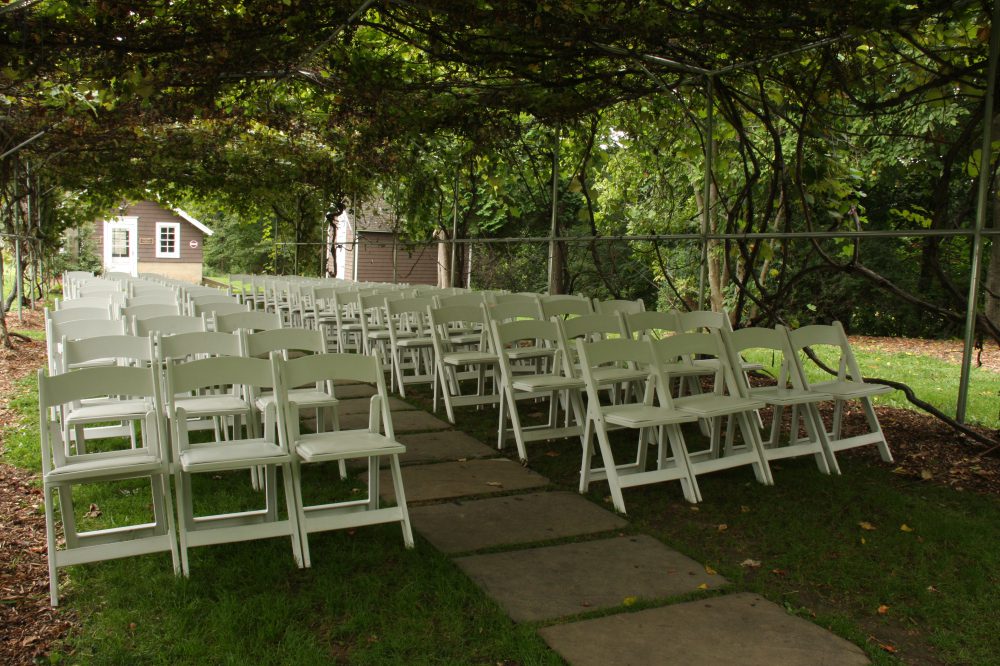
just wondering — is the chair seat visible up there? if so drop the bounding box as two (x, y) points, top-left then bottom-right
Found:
(255, 389), (338, 411)
(508, 346), (555, 361)
(369, 330), (408, 341)
(511, 374), (585, 393)
(659, 361), (718, 378)
(442, 351), (497, 366)
(749, 386), (832, 406)
(66, 358), (118, 371)
(675, 394), (765, 417)
(449, 333), (483, 346)
(602, 404), (697, 428)
(810, 380), (893, 400)
(591, 366), (648, 384)
(174, 394), (250, 417)
(295, 431), (406, 462)
(64, 398), (152, 425)
(45, 453), (164, 483)
(397, 336), (433, 348)
(180, 440), (290, 471)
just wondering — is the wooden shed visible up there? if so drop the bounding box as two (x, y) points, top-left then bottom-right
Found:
(94, 200), (213, 282)
(331, 197), (440, 285)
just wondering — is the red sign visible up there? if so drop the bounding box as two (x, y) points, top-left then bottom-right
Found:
(189, 239), (199, 249)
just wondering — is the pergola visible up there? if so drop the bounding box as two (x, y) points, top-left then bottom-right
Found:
(1, 0), (997, 424)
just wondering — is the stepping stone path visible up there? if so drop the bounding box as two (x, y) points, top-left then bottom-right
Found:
(368, 390), (871, 664)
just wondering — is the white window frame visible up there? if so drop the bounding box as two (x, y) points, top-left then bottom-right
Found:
(155, 221), (181, 259)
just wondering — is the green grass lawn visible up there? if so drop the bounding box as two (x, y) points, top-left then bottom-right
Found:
(747, 345), (1000, 429)
(5, 334), (1000, 664)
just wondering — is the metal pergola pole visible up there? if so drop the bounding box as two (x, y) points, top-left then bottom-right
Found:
(450, 166), (459, 287)
(547, 126), (560, 295)
(698, 76), (714, 311)
(957, 0), (1000, 423)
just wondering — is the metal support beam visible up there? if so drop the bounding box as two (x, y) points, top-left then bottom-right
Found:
(450, 167), (459, 287)
(957, 0), (1000, 423)
(547, 127), (560, 295)
(698, 76), (714, 311)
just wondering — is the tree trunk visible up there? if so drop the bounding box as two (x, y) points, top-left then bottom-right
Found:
(985, 169), (1000, 329)
(436, 228), (451, 288)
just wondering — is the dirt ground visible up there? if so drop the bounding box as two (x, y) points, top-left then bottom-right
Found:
(0, 313), (998, 664)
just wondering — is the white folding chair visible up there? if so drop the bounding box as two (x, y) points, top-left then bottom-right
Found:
(427, 304), (500, 423)
(490, 318), (586, 462)
(575, 338), (700, 513)
(538, 294), (594, 320)
(787, 321), (894, 463)
(196, 301), (251, 331)
(723, 326), (838, 474)
(593, 298), (646, 316)
(385, 296), (435, 397)
(274, 352), (414, 567)
(650, 331), (774, 489)
(165, 355), (303, 575)
(38, 365), (179, 605)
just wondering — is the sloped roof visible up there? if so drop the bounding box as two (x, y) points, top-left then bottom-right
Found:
(172, 207), (214, 236)
(353, 196), (397, 233)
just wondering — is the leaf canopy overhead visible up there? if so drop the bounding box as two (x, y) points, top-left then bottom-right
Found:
(0, 0), (982, 205)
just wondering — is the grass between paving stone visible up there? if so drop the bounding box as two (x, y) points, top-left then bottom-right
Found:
(2, 374), (562, 665)
(400, 384), (1000, 666)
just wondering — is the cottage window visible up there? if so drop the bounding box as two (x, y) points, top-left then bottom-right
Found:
(155, 222), (181, 259)
(110, 229), (130, 257)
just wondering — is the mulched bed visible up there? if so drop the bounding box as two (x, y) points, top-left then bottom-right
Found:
(0, 311), (998, 664)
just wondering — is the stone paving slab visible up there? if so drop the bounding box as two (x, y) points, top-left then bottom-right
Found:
(340, 409), (452, 432)
(336, 396), (416, 415)
(377, 458), (548, 503)
(333, 383), (377, 399)
(454, 535), (723, 622)
(411, 491), (628, 553)
(538, 592), (869, 665)
(397, 431), (497, 465)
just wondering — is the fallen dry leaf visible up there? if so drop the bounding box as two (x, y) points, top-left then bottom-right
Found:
(877, 604), (889, 615)
(900, 524), (914, 532)
(740, 505), (751, 513)
(717, 523), (728, 532)
(84, 503), (101, 519)
(485, 481), (503, 488)
(770, 568), (787, 576)
(704, 565), (717, 575)
(920, 469), (933, 480)
(622, 596), (637, 606)
(544, 451), (560, 457)
(697, 583), (709, 590)
(740, 559), (762, 569)
(858, 521), (877, 531)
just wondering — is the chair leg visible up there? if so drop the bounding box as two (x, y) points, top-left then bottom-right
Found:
(280, 463), (305, 568)
(862, 398), (894, 462)
(388, 455), (414, 548)
(44, 485), (60, 606)
(158, 473), (181, 575)
(174, 472), (192, 576)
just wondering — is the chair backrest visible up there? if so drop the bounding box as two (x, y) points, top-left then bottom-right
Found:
(126, 293), (181, 308)
(165, 355), (276, 398)
(275, 352), (391, 439)
(38, 365), (164, 472)
(484, 300), (542, 324)
(386, 296), (435, 336)
(436, 292), (486, 308)
(216, 310), (282, 334)
(623, 310), (677, 340)
(57, 296), (118, 311)
(574, 337), (655, 398)
(134, 314), (208, 337)
(241, 327), (326, 359)
(593, 298), (646, 316)
(158, 331), (242, 361)
(557, 313), (628, 343)
(195, 301), (250, 325)
(648, 330), (739, 396)
(489, 318), (563, 376)
(673, 309), (733, 333)
(428, 305), (489, 352)
(45, 306), (111, 325)
(77, 281), (124, 297)
(62, 333), (155, 367)
(51, 317), (127, 343)
(539, 295), (594, 320)
(492, 292), (540, 305)
(722, 325), (802, 395)
(190, 293), (237, 308)
(123, 303), (183, 322)
(786, 321), (860, 383)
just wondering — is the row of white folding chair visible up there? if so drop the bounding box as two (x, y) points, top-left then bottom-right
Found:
(38, 349), (413, 605)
